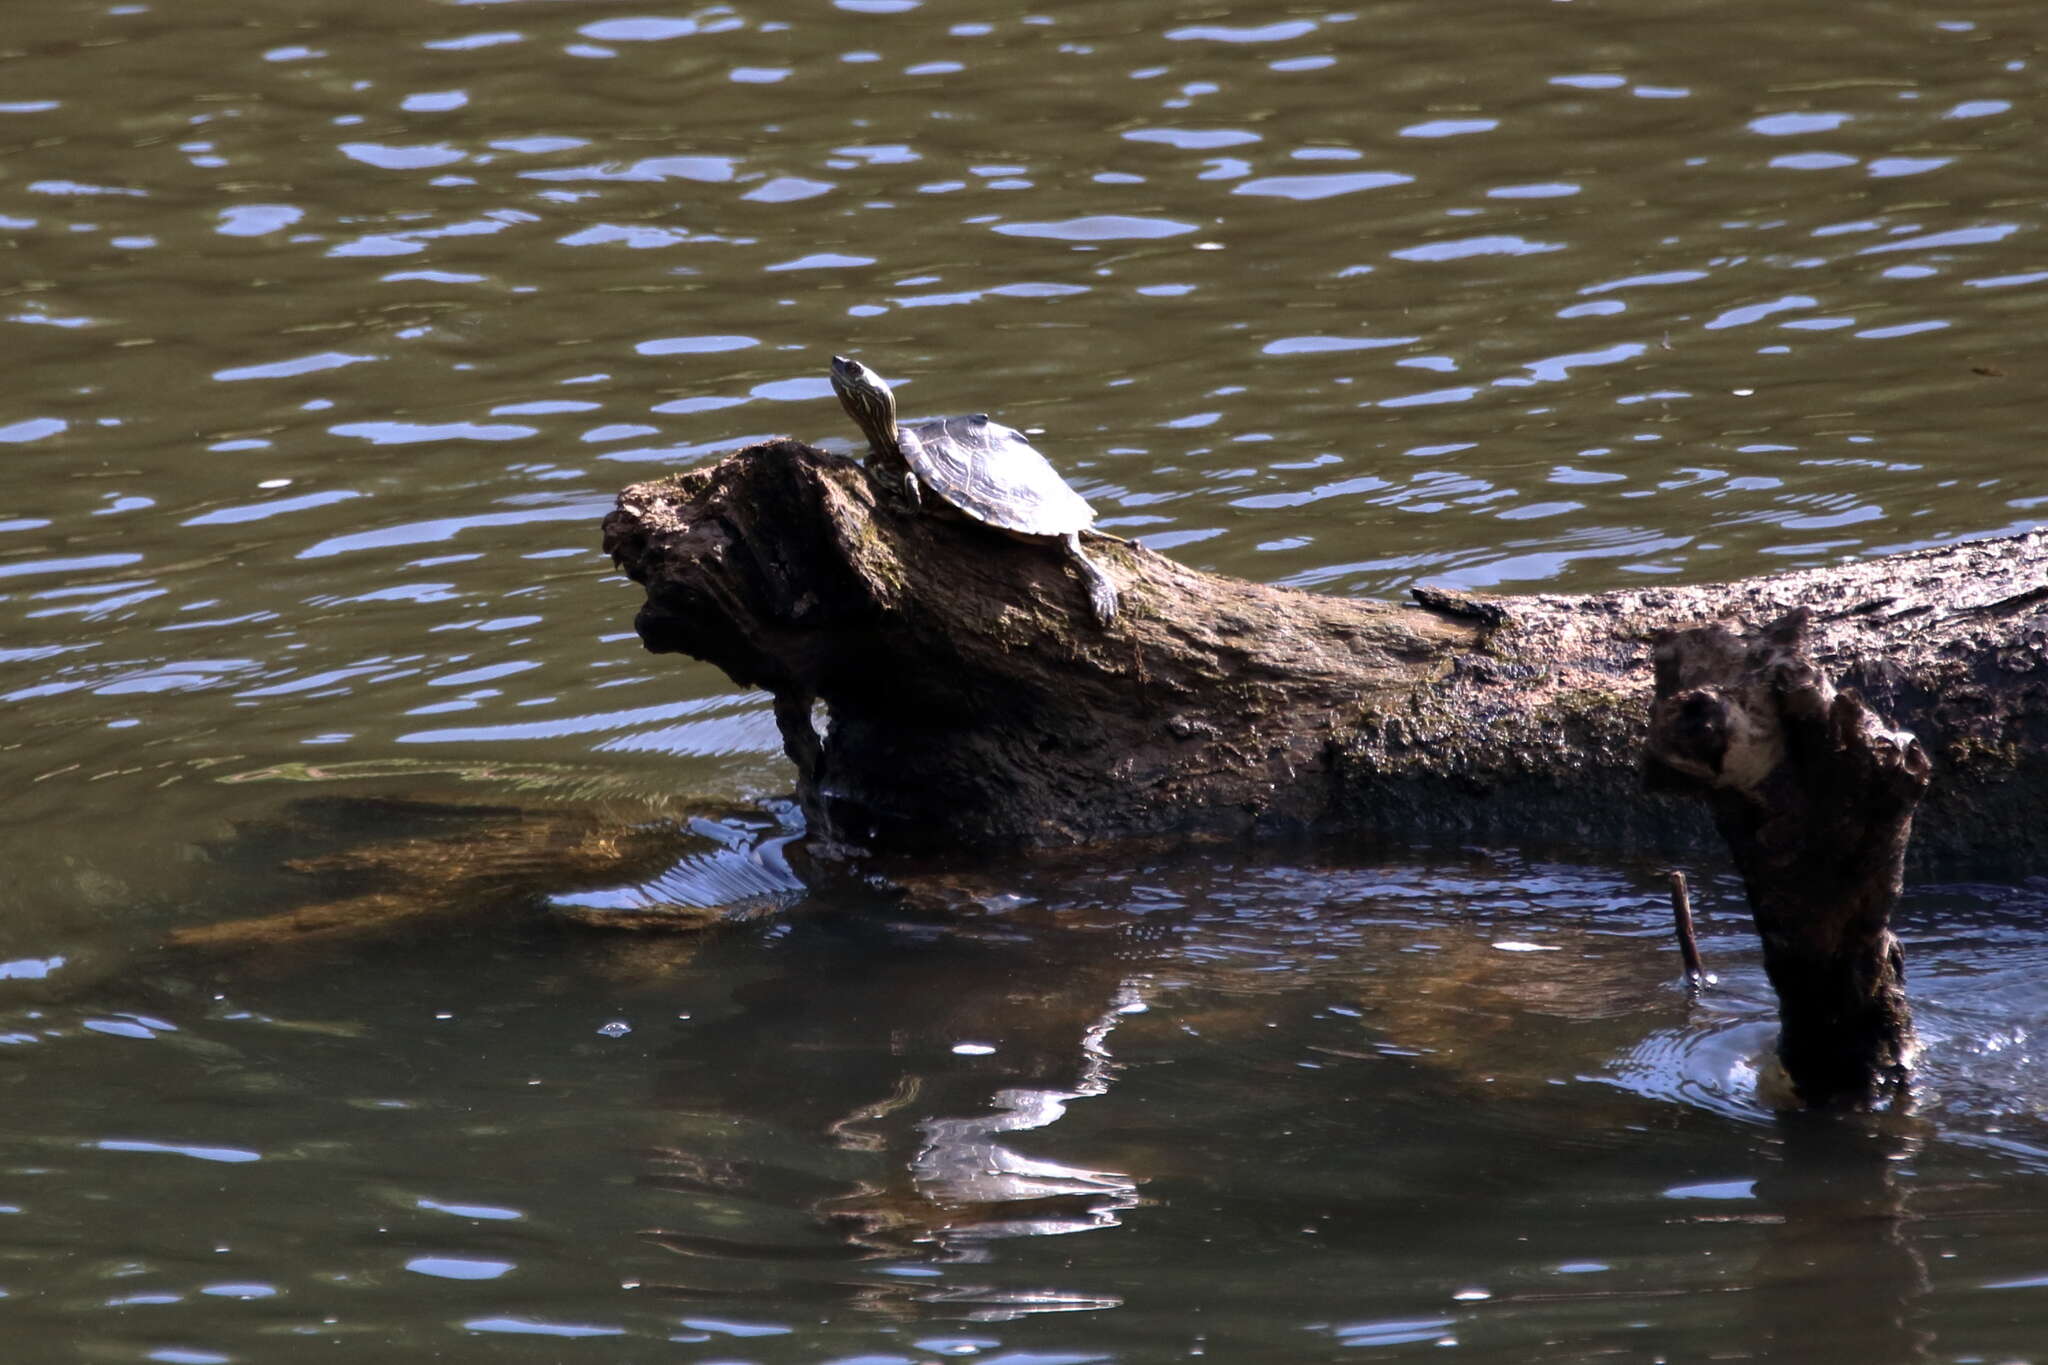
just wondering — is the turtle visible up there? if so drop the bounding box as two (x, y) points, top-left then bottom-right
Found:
(828, 354), (1120, 626)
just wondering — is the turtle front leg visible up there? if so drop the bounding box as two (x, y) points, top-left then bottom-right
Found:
(902, 468), (924, 509)
(1061, 531), (1119, 627)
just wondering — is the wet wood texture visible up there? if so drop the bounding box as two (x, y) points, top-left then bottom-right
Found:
(1647, 611), (1929, 1107)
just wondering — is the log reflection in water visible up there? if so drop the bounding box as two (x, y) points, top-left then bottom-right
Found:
(632, 911), (1157, 1315)
(904, 981), (1146, 1246)
(1748, 1118), (1933, 1365)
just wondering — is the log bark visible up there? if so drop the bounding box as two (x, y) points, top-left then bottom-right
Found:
(601, 439), (2048, 869)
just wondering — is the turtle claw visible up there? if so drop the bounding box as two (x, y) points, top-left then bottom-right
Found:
(1063, 532), (1119, 628)
(1086, 578), (1121, 628)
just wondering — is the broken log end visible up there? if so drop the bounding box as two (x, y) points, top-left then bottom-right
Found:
(1646, 613), (1926, 1109)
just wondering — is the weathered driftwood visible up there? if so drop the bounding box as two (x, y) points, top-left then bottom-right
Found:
(1647, 611), (1929, 1107)
(602, 439), (2048, 870)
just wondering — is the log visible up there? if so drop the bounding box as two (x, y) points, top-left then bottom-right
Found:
(160, 796), (804, 959)
(1647, 611), (1929, 1107)
(600, 439), (2048, 868)
(164, 798), (712, 956)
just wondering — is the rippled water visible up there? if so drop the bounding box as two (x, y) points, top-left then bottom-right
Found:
(6, 0), (2048, 1359)
(12, 849), (2048, 1362)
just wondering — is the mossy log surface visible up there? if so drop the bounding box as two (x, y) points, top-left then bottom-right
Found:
(603, 439), (2048, 869)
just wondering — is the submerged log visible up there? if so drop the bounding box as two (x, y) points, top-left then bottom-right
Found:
(601, 439), (2048, 868)
(1647, 611), (1930, 1107)
(161, 797), (800, 958)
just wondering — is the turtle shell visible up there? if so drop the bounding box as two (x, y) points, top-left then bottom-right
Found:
(896, 414), (1096, 538)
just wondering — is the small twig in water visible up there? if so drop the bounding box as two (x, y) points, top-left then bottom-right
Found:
(1668, 870), (1712, 989)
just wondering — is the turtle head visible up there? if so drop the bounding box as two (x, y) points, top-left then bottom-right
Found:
(829, 355), (900, 459)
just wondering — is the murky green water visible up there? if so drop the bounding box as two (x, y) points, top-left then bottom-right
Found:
(6, 0), (2048, 1359)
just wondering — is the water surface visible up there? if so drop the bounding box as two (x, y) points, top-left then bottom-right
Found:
(5, 0), (2048, 1359)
